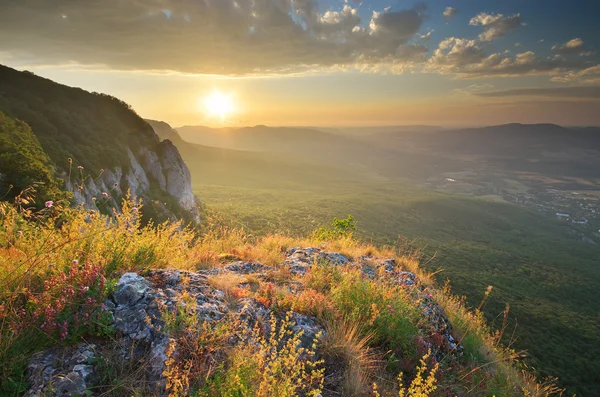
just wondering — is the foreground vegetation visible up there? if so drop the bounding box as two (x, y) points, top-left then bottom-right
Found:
(0, 194), (563, 396)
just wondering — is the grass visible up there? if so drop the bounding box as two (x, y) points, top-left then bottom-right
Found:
(0, 194), (565, 396)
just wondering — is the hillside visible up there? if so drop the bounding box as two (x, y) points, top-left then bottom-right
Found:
(147, 120), (363, 190)
(161, 122), (600, 395)
(0, 196), (562, 396)
(0, 65), (199, 223)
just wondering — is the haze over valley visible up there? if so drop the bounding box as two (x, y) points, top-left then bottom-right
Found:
(1, 1), (599, 396)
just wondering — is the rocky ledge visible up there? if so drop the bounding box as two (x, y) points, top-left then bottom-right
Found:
(25, 247), (462, 396)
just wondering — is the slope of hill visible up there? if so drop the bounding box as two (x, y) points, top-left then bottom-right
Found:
(0, 65), (199, 223)
(147, 120), (363, 190)
(162, 122), (600, 395)
(0, 112), (62, 203)
(0, 195), (560, 397)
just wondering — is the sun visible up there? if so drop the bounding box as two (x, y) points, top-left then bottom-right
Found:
(202, 91), (234, 121)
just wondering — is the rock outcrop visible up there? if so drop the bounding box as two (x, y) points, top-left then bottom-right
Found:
(25, 248), (461, 396)
(65, 142), (200, 224)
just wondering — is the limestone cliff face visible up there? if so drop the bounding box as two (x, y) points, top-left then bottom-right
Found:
(67, 138), (200, 224)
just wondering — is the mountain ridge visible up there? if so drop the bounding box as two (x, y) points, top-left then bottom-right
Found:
(0, 65), (200, 223)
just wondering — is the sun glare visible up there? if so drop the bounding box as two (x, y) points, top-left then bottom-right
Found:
(202, 91), (234, 121)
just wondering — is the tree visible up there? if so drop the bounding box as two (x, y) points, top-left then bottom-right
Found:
(0, 112), (62, 204)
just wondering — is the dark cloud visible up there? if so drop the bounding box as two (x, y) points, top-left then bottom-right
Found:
(475, 86), (600, 99)
(0, 0), (428, 75)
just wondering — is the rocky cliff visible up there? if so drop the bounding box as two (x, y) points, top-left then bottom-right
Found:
(0, 65), (199, 224)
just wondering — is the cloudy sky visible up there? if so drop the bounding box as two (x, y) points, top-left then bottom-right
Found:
(1, 0), (599, 126)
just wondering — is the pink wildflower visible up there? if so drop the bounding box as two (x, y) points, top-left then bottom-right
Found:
(45, 200), (53, 208)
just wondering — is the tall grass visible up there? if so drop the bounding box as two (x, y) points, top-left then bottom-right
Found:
(0, 194), (563, 396)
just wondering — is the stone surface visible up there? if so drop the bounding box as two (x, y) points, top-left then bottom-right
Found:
(64, 132), (200, 224)
(284, 247), (349, 275)
(25, 343), (96, 397)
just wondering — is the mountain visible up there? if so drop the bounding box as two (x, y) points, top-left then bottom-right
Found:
(0, 65), (199, 224)
(147, 120), (363, 191)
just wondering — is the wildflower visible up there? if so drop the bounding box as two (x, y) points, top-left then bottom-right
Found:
(78, 165), (84, 169)
(72, 260), (79, 266)
(102, 192), (109, 198)
(132, 207), (138, 212)
(45, 200), (53, 208)
(16, 230), (23, 236)
(48, 263), (55, 268)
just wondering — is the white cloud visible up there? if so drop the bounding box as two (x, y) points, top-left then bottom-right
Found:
(443, 7), (457, 19)
(427, 37), (595, 78)
(469, 12), (523, 41)
(552, 38), (588, 56)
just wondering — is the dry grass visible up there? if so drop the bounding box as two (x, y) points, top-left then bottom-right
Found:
(322, 317), (380, 396)
(0, 196), (563, 397)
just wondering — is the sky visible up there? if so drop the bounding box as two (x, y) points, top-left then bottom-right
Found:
(1, 0), (599, 127)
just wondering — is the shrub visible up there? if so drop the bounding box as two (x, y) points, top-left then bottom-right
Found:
(330, 269), (420, 356)
(313, 215), (357, 241)
(203, 313), (324, 397)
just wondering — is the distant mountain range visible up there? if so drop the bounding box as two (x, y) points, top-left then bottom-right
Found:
(173, 122), (600, 183)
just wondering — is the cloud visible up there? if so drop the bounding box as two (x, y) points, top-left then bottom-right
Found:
(453, 83), (495, 95)
(0, 0), (429, 75)
(427, 37), (597, 78)
(552, 38), (592, 56)
(552, 65), (600, 84)
(469, 12), (522, 41)
(443, 7), (457, 19)
(475, 86), (600, 99)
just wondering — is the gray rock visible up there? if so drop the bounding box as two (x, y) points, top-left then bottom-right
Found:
(290, 313), (325, 351)
(25, 343), (96, 397)
(223, 261), (272, 274)
(114, 273), (150, 306)
(284, 247), (349, 275)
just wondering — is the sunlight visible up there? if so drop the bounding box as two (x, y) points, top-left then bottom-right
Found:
(202, 90), (234, 122)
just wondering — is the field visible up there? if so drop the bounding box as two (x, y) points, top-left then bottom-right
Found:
(192, 175), (600, 396)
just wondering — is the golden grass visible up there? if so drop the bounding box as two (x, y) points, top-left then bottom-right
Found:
(0, 197), (563, 397)
(322, 317), (379, 396)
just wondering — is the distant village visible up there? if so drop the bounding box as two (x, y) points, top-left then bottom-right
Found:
(430, 176), (600, 244)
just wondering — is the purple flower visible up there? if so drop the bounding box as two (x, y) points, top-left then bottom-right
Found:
(72, 260), (79, 265)
(102, 192), (109, 198)
(45, 200), (53, 208)
(132, 207), (138, 212)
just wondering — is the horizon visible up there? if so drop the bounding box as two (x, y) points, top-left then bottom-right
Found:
(1, 0), (599, 127)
